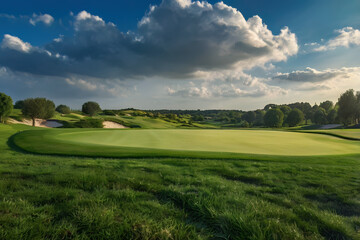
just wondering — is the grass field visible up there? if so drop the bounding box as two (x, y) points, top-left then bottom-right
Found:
(1, 124), (360, 239)
(12, 128), (360, 158)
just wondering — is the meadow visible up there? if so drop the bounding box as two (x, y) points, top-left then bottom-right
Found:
(1, 124), (360, 239)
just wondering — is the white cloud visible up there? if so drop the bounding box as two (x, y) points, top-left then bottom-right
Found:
(0, 13), (15, 19)
(314, 27), (360, 51)
(168, 72), (287, 98)
(29, 13), (54, 26)
(0, 0), (300, 103)
(1, 34), (32, 53)
(273, 66), (360, 82)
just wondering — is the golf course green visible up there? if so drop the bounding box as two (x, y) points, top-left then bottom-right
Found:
(12, 128), (360, 158)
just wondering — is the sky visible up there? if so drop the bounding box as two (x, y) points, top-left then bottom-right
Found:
(0, 0), (360, 110)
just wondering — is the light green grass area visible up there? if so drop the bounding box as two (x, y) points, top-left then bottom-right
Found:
(12, 128), (360, 158)
(1, 124), (360, 239)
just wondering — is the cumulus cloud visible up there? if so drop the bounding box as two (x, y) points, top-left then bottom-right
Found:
(1, 34), (32, 53)
(168, 72), (287, 98)
(273, 67), (360, 82)
(0, 0), (298, 81)
(29, 13), (54, 26)
(314, 27), (360, 52)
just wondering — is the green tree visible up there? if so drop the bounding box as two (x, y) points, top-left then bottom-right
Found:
(337, 89), (357, 125)
(313, 108), (327, 125)
(280, 105), (292, 117)
(264, 108), (284, 128)
(319, 100), (333, 113)
(82, 101), (101, 116)
(327, 109), (338, 124)
(22, 98), (55, 126)
(242, 111), (256, 125)
(56, 105), (71, 114)
(286, 108), (304, 127)
(14, 100), (24, 109)
(0, 92), (13, 123)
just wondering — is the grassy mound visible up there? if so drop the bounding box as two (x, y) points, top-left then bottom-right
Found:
(11, 128), (360, 158)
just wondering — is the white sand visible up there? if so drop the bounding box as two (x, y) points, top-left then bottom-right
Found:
(103, 121), (127, 129)
(8, 118), (63, 128)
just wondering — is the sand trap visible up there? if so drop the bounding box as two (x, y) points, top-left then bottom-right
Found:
(8, 118), (63, 128)
(103, 121), (127, 129)
(320, 124), (342, 129)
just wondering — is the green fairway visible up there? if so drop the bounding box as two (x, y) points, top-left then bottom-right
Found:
(12, 128), (360, 158)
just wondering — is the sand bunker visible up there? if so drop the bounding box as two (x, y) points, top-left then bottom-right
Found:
(8, 118), (63, 128)
(103, 121), (127, 129)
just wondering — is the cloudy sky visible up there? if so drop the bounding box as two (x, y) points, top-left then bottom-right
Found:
(0, 0), (359, 110)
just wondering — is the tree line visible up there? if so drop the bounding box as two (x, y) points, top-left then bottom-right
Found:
(0, 89), (359, 128)
(0, 95), (102, 126)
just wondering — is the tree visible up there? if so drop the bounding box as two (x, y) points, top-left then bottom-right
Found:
(264, 104), (277, 111)
(337, 89), (357, 125)
(14, 100), (24, 109)
(82, 101), (101, 116)
(280, 105), (292, 117)
(319, 100), (333, 113)
(264, 108), (284, 128)
(289, 102), (312, 124)
(56, 104), (71, 114)
(286, 108), (304, 127)
(242, 111), (256, 124)
(254, 110), (265, 126)
(22, 98), (55, 126)
(313, 108), (327, 125)
(0, 92), (13, 123)
(327, 109), (338, 124)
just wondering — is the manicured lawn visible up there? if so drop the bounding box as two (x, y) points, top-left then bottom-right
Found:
(12, 128), (360, 158)
(1, 124), (360, 239)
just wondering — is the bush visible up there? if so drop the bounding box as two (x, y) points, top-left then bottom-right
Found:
(103, 110), (116, 116)
(240, 121), (250, 128)
(74, 119), (104, 128)
(82, 102), (101, 116)
(56, 105), (71, 114)
(264, 108), (284, 128)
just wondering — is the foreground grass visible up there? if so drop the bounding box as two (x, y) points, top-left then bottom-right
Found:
(1, 125), (360, 239)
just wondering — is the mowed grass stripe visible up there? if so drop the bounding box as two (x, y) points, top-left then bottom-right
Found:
(12, 128), (360, 158)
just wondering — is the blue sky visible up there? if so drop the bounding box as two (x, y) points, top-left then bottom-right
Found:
(0, 0), (360, 110)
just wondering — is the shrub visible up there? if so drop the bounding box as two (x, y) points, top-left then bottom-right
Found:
(74, 119), (104, 128)
(56, 105), (71, 114)
(103, 110), (116, 116)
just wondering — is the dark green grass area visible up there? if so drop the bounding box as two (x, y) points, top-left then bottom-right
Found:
(1, 125), (360, 239)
